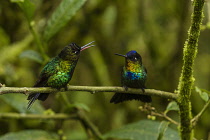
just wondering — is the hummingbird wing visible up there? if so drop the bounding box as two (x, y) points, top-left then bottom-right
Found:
(34, 73), (50, 87)
(27, 60), (58, 109)
(144, 66), (147, 74)
(27, 72), (52, 109)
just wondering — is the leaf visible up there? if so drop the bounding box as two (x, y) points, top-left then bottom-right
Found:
(0, 130), (59, 140)
(206, 22), (210, 29)
(71, 103), (90, 112)
(0, 27), (10, 46)
(43, 0), (87, 41)
(11, 0), (35, 22)
(195, 86), (209, 102)
(0, 94), (44, 114)
(0, 35), (33, 66)
(165, 101), (179, 114)
(65, 129), (88, 140)
(20, 50), (44, 64)
(157, 121), (169, 140)
(103, 120), (179, 140)
(10, 0), (24, 2)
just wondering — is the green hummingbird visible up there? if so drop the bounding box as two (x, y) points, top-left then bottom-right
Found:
(110, 50), (152, 103)
(27, 41), (94, 109)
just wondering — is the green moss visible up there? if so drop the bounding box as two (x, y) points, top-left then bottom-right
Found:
(177, 0), (204, 140)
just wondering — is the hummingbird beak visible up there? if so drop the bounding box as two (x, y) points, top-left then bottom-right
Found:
(80, 41), (95, 51)
(115, 53), (127, 57)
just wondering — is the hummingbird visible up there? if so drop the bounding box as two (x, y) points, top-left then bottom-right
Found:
(27, 41), (94, 109)
(110, 50), (152, 103)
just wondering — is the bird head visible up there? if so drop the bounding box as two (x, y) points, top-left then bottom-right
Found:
(115, 50), (142, 65)
(58, 41), (94, 61)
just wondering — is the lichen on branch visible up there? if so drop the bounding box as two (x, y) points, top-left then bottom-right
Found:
(176, 0), (205, 140)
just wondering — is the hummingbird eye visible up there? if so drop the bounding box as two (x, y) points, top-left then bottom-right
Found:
(73, 50), (80, 55)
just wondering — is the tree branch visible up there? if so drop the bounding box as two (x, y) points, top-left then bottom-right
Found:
(0, 113), (77, 120)
(152, 112), (179, 126)
(0, 85), (177, 100)
(76, 110), (103, 140)
(0, 110), (103, 139)
(0, 111), (103, 139)
(139, 105), (179, 126)
(191, 100), (210, 127)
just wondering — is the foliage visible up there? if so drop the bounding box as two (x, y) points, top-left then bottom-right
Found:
(103, 120), (179, 140)
(195, 86), (209, 102)
(43, 0), (87, 42)
(0, 0), (210, 140)
(0, 130), (59, 140)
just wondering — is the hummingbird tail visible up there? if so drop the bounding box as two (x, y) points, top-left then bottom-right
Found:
(27, 93), (49, 109)
(110, 93), (152, 104)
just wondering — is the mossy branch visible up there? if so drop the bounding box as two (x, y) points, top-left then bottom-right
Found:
(177, 0), (204, 140)
(0, 85), (177, 100)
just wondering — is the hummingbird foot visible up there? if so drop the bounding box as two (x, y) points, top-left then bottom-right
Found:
(141, 88), (145, 93)
(64, 85), (69, 91)
(123, 86), (128, 91)
(59, 85), (69, 92)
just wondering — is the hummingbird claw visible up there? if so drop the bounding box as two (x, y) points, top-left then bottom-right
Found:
(123, 86), (128, 91)
(64, 85), (69, 91)
(141, 88), (145, 93)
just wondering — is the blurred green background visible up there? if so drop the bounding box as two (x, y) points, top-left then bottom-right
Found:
(0, 0), (210, 139)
